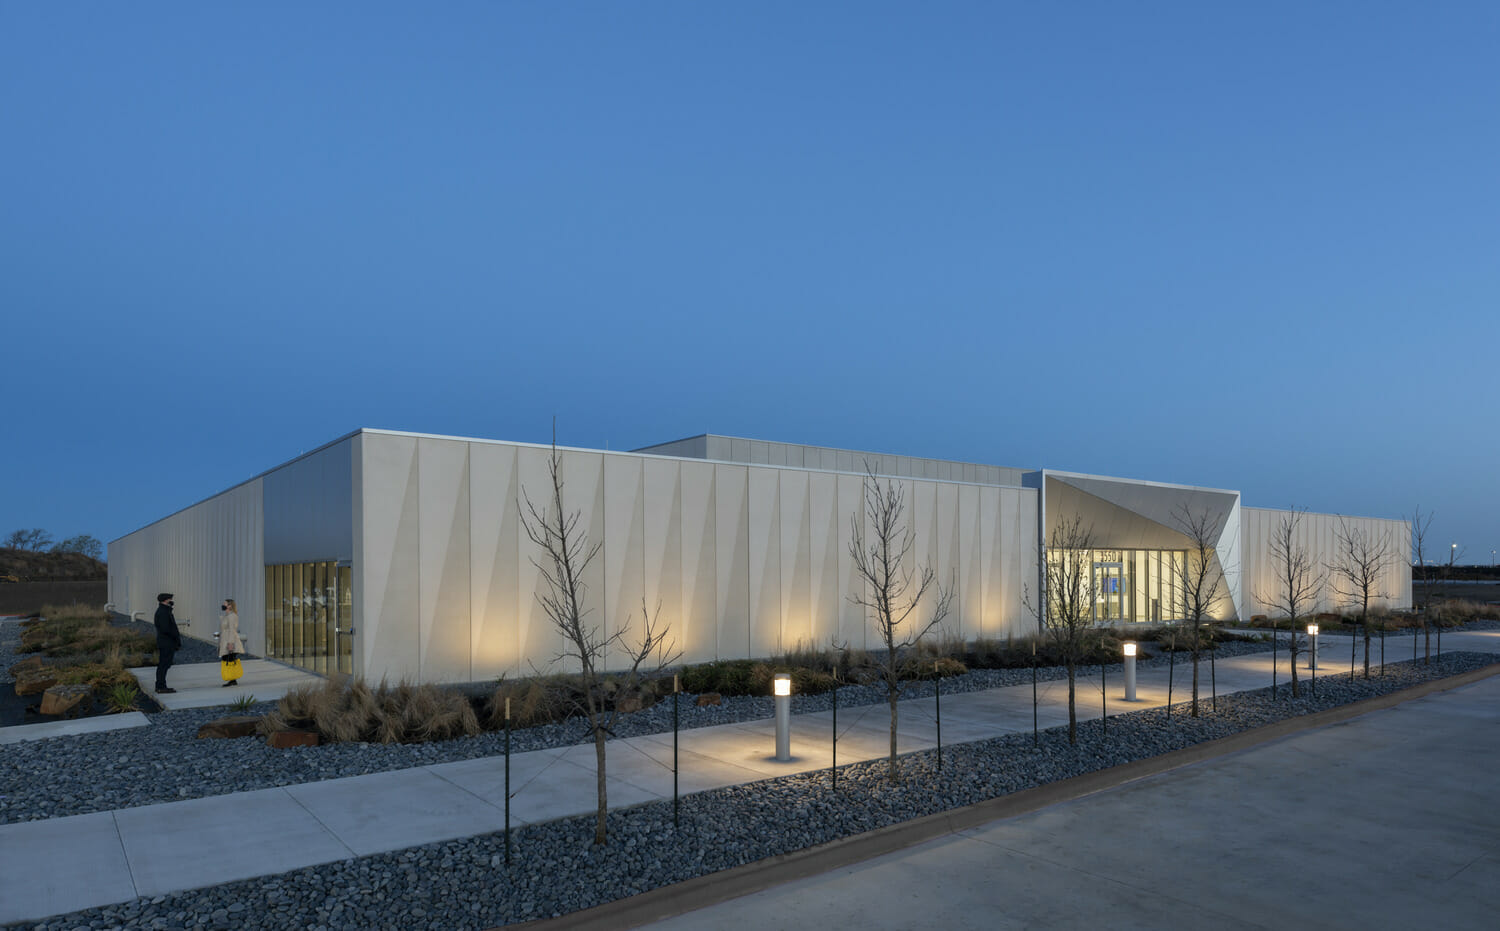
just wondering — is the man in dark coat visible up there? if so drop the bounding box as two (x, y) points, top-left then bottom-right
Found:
(153, 592), (182, 693)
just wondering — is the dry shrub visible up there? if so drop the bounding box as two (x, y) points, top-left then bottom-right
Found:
(54, 659), (135, 691)
(487, 677), (565, 729)
(1423, 598), (1497, 625)
(265, 676), (485, 744)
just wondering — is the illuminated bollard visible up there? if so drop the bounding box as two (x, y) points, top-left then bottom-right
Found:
(774, 673), (792, 761)
(1308, 624), (1319, 670)
(1123, 641), (1138, 702)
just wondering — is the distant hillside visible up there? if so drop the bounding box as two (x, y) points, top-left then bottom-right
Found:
(0, 548), (107, 582)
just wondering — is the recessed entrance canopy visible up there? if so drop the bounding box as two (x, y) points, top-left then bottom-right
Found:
(1044, 472), (1243, 621)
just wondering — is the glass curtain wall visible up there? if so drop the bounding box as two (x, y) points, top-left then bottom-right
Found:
(264, 561), (353, 675)
(1047, 547), (1188, 624)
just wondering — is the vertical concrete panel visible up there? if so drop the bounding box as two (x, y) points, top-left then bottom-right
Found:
(933, 482), (959, 639)
(838, 472), (869, 650)
(678, 461), (717, 663)
(515, 446), (564, 672)
(1000, 487), (1039, 639)
(642, 458), (683, 663)
(715, 464), (750, 659)
(568, 452), (607, 666)
(415, 439), (471, 682)
(808, 471), (840, 649)
(778, 470), (812, 651)
(603, 455), (646, 671)
(959, 484), (983, 639)
(361, 434), (420, 681)
(747, 467), (781, 656)
(470, 443), (519, 680)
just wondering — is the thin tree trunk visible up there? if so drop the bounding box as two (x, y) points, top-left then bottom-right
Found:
(1363, 614), (1371, 679)
(888, 686), (899, 781)
(1066, 662), (1077, 745)
(1166, 642), (1175, 719)
(1191, 644), (1200, 718)
(594, 725), (608, 845)
(1290, 630), (1300, 698)
(1272, 625), (1278, 694)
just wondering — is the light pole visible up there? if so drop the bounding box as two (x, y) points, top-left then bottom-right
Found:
(773, 673), (792, 762)
(1123, 641), (1137, 701)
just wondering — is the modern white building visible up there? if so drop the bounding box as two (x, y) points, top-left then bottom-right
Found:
(107, 430), (1411, 684)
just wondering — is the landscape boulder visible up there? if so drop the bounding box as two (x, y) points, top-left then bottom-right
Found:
(8, 655), (44, 677)
(267, 728), (320, 749)
(197, 715), (263, 739)
(14, 666), (60, 696)
(39, 683), (93, 717)
(695, 692), (722, 707)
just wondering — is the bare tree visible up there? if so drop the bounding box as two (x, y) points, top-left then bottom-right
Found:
(1257, 510), (1324, 698)
(520, 439), (678, 845)
(1029, 514), (1096, 745)
(1171, 506), (1229, 717)
(1329, 517), (1395, 679)
(4, 528), (53, 552)
(1409, 508), (1433, 663)
(847, 467), (953, 782)
(52, 534), (104, 560)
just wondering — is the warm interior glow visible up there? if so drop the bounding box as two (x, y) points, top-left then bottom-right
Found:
(1307, 624), (1319, 636)
(773, 673), (792, 697)
(1123, 641), (1137, 657)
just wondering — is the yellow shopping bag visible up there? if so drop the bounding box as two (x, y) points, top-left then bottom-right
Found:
(221, 656), (244, 681)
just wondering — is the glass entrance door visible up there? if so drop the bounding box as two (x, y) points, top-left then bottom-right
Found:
(264, 561), (353, 675)
(1094, 562), (1125, 622)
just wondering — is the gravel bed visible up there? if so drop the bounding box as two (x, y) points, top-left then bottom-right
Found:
(10, 649), (1496, 931)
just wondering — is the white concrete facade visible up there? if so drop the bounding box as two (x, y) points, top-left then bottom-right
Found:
(108, 429), (1411, 684)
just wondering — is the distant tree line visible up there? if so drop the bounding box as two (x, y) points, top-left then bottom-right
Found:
(3, 528), (104, 561)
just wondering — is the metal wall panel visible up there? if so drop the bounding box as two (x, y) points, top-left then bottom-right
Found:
(1240, 508), (1412, 617)
(359, 433), (420, 680)
(417, 438), (472, 682)
(263, 440), (354, 565)
(107, 478), (265, 652)
(678, 460), (717, 664)
(469, 442), (519, 681)
(603, 455), (646, 671)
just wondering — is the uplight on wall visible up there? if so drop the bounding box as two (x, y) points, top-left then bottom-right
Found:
(1123, 641), (1138, 701)
(773, 673), (792, 761)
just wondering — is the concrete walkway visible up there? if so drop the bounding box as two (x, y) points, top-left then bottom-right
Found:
(1, 629), (1496, 926)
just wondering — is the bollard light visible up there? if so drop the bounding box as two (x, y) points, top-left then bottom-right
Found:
(773, 673), (792, 761)
(1123, 641), (1138, 701)
(1307, 624), (1319, 670)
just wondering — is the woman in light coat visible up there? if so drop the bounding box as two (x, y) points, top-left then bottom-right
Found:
(218, 598), (246, 687)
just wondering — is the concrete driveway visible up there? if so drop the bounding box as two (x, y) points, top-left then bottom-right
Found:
(641, 671), (1500, 930)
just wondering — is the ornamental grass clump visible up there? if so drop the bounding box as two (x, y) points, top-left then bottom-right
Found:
(104, 681), (140, 714)
(262, 676), (482, 744)
(19, 606), (154, 664)
(487, 676), (567, 729)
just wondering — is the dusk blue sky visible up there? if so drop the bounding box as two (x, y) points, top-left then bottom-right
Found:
(4, 2), (1497, 564)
